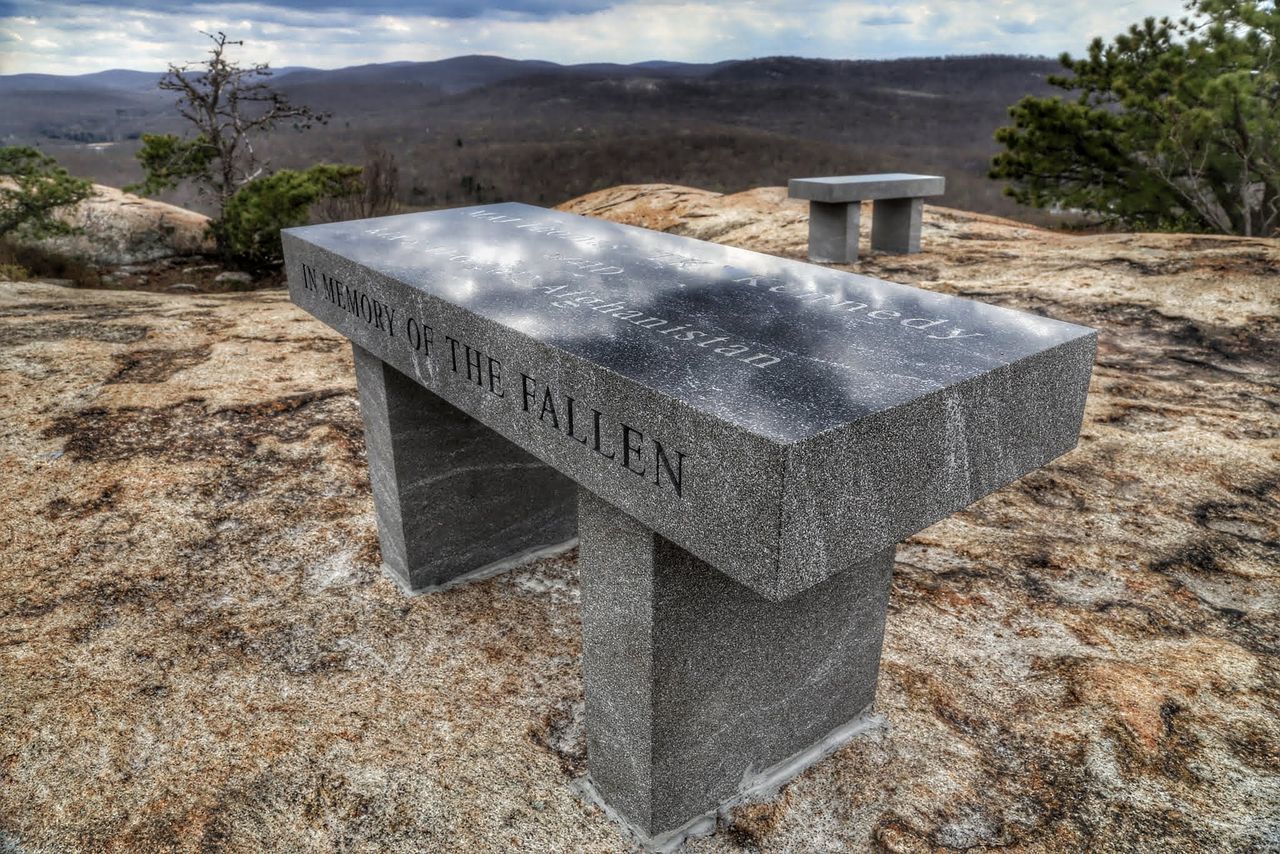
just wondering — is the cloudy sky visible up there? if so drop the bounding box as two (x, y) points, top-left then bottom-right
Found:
(1, 0), (1183, 76)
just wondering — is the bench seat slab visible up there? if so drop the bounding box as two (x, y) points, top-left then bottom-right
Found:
(283, 205), (1094, 601)
(788, 173), (945, 204)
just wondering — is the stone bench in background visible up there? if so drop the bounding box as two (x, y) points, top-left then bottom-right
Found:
(283, 204), (1094, 848)
(789, 173), (946, 263)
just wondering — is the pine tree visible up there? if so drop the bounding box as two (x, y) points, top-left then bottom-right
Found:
(991, 0), (1279, 236)
(0, 147), (94, 239)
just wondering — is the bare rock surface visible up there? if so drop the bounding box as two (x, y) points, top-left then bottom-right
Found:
(1, 186), (1278, 852)
(13, 182), (213, 266)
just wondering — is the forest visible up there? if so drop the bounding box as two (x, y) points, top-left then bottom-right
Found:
(0, 54), (1061, 222)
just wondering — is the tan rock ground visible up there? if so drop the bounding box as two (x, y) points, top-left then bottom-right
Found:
(1, 185), (1277, 852)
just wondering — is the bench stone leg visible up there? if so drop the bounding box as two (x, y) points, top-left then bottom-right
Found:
(806, 200), (861, 263)
(578, 488), (893, 842)
(870, 197), (925, 254)
(352, 343), (577, 593)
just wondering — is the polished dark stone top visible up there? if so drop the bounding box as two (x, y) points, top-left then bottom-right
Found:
(285, 203), (1091, 445)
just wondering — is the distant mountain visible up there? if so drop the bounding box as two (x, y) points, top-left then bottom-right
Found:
(0, 54), (723, 138)
(0, 69), (163, 93)
(262, 54), (725, 95)
(631, 60), (730, 73)
(73, 69), (168, 91)
(0, 53), (730, 102)
(271, 55), (556, 93)
(1, 53), (1062, 225)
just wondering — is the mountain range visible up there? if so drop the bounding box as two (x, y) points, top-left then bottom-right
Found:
(0, 53), (1063, 221)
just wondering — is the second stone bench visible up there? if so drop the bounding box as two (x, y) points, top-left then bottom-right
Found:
(789, 172), (945, 263)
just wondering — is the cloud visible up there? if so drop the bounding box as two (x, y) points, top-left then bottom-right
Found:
(998, 20), (1041, 34)
(861, 11), (911, 26)
(4, 0), (622, 21)
(0, 0), (1189, 76)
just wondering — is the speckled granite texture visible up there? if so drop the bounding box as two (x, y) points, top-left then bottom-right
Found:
(579, 488), (894, 837)
(351, 342), (576, 592)
(1, 186), (1277, 851)
(806, 200), (861, 263)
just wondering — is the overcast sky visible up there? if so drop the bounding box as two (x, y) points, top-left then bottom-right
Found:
(1, 0), (1184, 76)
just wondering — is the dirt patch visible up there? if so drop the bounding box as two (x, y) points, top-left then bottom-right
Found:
(107, 347), (213, 384)
(43, 390), (357, 464)
(0, 318), (150, 347)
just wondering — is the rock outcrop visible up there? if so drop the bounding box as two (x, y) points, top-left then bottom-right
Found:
(0, 187), (1276, 852)
(15, 182), (213, 265)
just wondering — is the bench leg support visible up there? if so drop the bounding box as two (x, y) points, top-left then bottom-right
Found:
(578, 489), (893, 842)
(807, 200), (860, 263)
(871, 197), (925, 254)
(352, 343), (577, 593)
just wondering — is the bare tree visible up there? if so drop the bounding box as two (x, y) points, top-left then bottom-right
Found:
(130, 31), (327, 217)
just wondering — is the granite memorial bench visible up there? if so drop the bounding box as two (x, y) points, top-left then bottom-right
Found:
(789, 172), (946, 263)
(283, 204), (1094, 848)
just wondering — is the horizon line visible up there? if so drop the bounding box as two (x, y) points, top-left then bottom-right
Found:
(0, 50), (1060, 79)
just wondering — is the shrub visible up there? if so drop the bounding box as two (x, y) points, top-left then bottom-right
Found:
(0, 263), (31, 281)
(214, 164), (362, 269)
